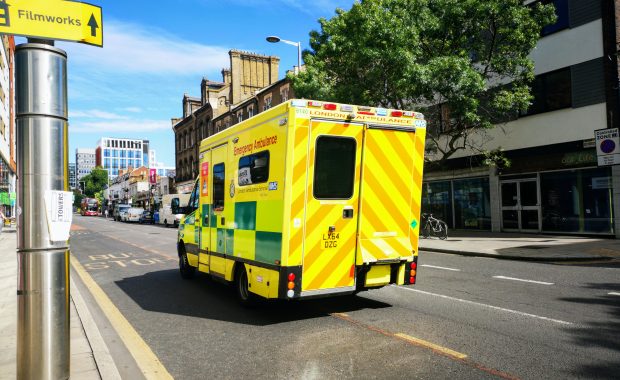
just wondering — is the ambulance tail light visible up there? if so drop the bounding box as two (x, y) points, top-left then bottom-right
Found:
(405, 257), (418, 285)
(287, 273), (296, 298)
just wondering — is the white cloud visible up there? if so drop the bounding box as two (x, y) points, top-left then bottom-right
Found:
(70, 119), (171, 133)
(59, 20), (229, 75)
(70, 109), (128, 120)
(123, 107), (142, 113)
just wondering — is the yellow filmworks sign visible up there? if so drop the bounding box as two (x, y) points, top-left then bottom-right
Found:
(0, 0), (102, 47)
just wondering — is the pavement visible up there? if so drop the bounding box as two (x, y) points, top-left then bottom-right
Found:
(419, 229), (620, 261)
(0, 225), (120, 380)
(0, 223), (618, 380)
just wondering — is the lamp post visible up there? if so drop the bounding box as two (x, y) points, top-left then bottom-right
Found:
(266, 35), (301, 74)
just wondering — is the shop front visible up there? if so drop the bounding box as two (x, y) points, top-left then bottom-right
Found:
(422, 177), (492, 231)
(422, 142), (616, 236)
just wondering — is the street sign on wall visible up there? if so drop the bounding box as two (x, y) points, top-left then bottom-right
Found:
(594, 128), (620, 166)
(0, 0), (103, 47)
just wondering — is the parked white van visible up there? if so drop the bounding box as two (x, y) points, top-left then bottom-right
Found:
(158, 193), (190, 227)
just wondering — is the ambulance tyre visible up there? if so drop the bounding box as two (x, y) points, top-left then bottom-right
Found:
(235, 265), (256, 306)
(178, 243), (195, 279)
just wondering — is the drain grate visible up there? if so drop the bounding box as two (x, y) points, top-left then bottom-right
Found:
(516, 245), (551, 249)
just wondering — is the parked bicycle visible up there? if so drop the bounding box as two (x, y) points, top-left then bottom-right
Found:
(421, 213), (448, 240)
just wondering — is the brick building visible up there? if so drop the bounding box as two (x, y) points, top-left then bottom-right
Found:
(172, 50), (283, 193)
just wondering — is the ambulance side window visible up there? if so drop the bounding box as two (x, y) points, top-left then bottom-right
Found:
(238, 150), (270, 186)
(213, 163), (225, 211)
(313, 136), (356, 199)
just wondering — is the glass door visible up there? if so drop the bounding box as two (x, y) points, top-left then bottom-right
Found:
(501, 179), (540, 232)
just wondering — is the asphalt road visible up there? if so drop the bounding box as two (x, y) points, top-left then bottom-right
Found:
(70, 215), (620, 379)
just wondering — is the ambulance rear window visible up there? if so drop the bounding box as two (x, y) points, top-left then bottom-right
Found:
(313, 136), (356, 199)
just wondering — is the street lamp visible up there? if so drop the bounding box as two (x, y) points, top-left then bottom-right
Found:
(266, 35), (301, 75)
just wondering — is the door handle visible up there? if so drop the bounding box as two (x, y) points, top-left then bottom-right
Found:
(221, 217), (225, 225)
(343, 208), (354, 219)
(204, 215), (209, 226)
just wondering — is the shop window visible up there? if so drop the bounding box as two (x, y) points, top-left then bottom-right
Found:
(313, 136), (356, 199)
(238, 150), (269, 186)
(453, 178), (491, 230)
(213, 163), (225, 211)
(541, 168), (614, 234)
(522, 68), (571, 116)
(422, 181), (453, 228)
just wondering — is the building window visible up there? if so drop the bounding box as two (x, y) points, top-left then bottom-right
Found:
(237, 111), (243, 123)
(263, 95), (272, 111)
(452, 178), (491, 230)
(532, 0), (569, 36)
(280, 85), (290, 102)
(422, 181), (454, 228)
(238, 151), (269, 186)
(248, 105), (255, 118)
(541, 167), (614, 234)
(313, 136), (356, 199)
(523, 68), (571, 116)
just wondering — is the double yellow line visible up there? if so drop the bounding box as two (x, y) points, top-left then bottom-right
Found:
(71, 255), (173, 379)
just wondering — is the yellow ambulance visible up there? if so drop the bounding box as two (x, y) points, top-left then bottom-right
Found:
(176, 99), (426, 303)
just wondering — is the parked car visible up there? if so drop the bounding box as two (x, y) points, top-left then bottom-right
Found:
(139, 210), (154, 224)
(125, 207), (143, 223)
(119, 210), (129, 222)
(113, 204), (130, 221)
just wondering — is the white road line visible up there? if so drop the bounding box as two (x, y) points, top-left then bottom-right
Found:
(394, 286), (572, 325)
(492, 276), (554, 285)
(608, 292), (620, 296)
(420, 264), (461, 272)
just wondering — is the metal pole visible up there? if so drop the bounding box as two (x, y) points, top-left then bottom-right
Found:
(296, 42), (301, 75)
(16, 42), (70, 379)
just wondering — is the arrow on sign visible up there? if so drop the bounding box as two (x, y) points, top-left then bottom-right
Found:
(87, 13), (98, 37)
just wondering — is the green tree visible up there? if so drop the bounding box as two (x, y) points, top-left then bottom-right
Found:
(291, 0), (556, 165)
(81, 167), (109, 198)
(73, 190), (84, 209)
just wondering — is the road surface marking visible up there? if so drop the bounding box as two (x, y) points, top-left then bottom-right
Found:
(395, 286), (572, 325)
(421, 264), (461, 272)
(492, 276), (554, 285)
(331, 312), (518, 379)
(394, 333), (467, 360)
(608, 292), (620, 296)
(71, 255), (174, 379)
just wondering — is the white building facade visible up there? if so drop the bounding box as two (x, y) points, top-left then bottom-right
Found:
(423, 0), (620, 237)
(96, 137), (150, 178)
(76, 148), (96, 183)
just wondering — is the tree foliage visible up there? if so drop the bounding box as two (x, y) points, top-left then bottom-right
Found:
(80, 167), (109, 198)
(291, 0), (556, 164)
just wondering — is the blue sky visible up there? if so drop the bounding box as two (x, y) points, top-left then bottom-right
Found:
(18, 0), (354, 167)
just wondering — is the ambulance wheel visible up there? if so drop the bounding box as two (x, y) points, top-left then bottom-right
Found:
(235, 265), (255, 306)
(178, 244), (195, 279)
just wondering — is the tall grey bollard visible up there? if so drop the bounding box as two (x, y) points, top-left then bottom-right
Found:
(15, 42), (70, 380)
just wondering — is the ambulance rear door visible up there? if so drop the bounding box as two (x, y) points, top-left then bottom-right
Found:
(301, 119), (364, 294)
(357, 125), (418, 264)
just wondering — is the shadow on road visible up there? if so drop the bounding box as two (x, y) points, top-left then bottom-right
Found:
(560, 283), (620, 379)
(115, 269), (391, 326)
